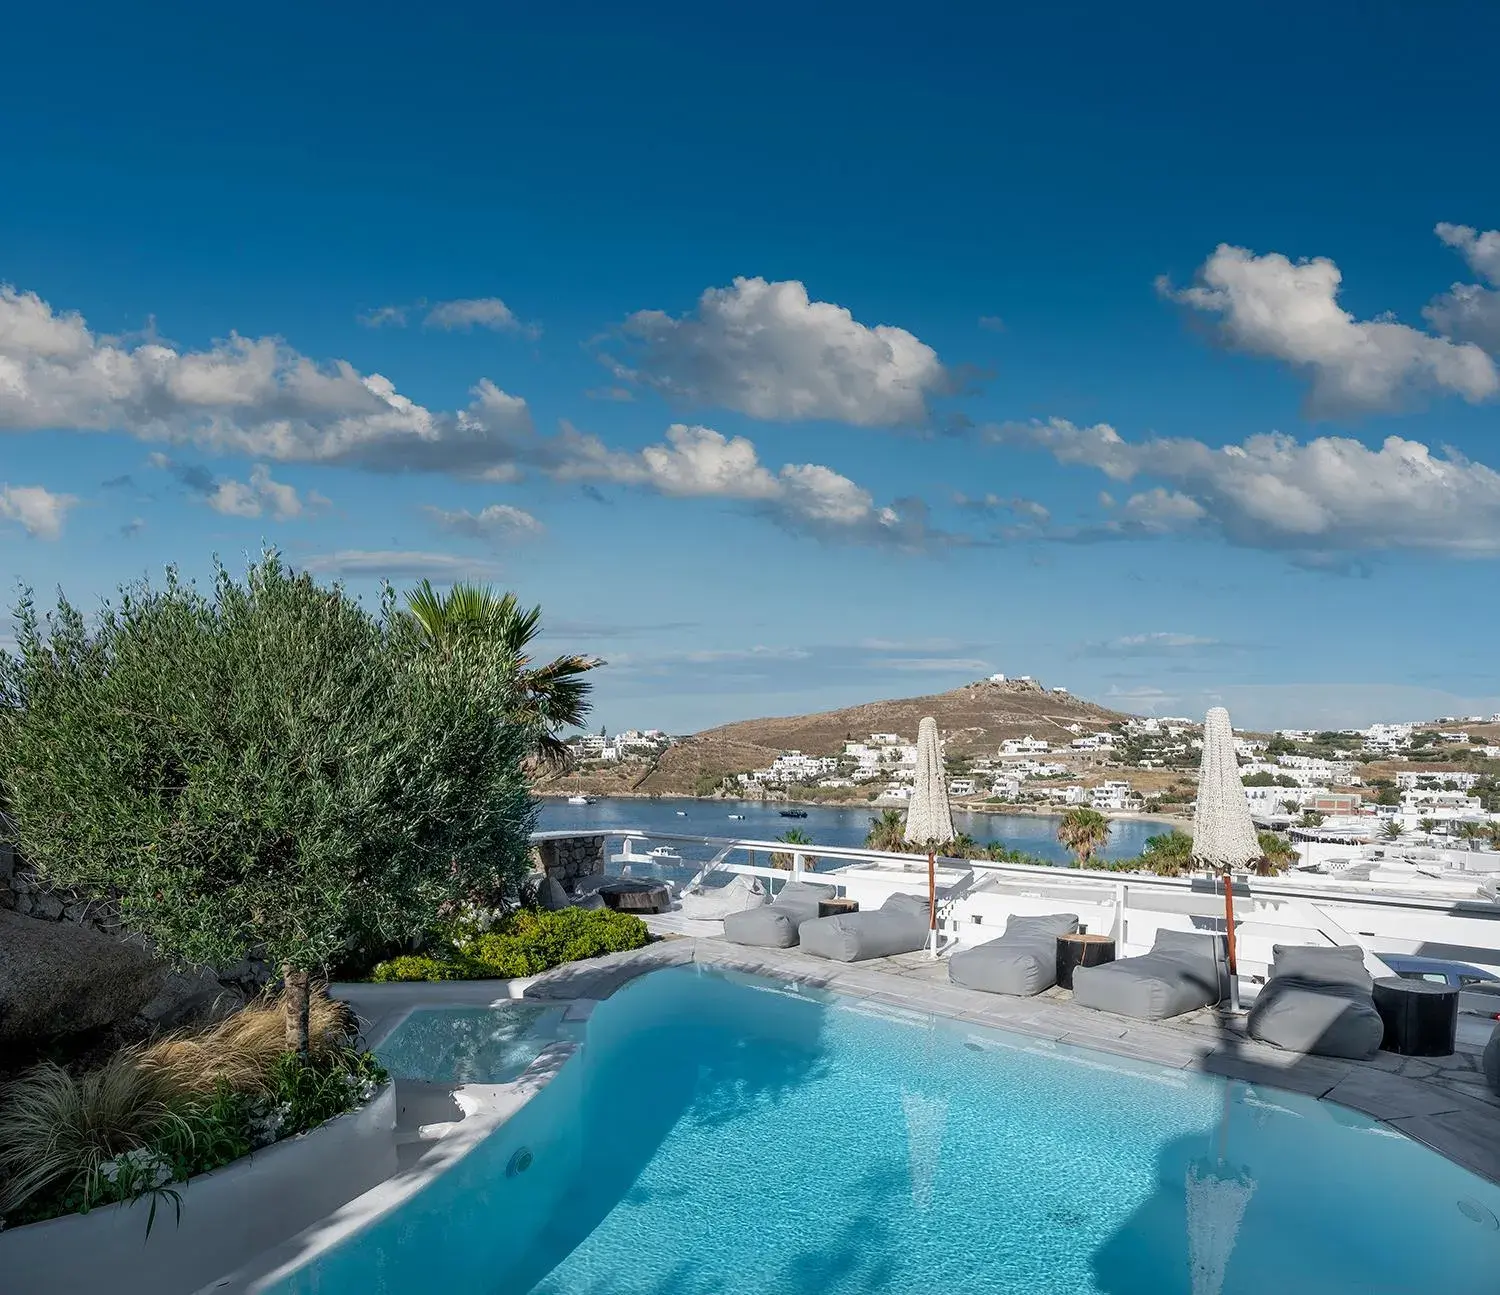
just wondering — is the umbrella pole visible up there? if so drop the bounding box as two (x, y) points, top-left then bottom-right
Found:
(928, 849), (937, 958)
(1222, 869), (1241, 1012)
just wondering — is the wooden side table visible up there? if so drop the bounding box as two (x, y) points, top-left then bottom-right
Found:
(1056, 933), (1116, 991)
(1373, 976), (1458, 1056)
(597, 880), (672, 914)
(818, 897), (859, 918)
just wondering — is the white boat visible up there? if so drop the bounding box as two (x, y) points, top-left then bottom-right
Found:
(566, 795), (594, 806)
(727, 813), (746, 820)
(676, 810), (687, 816)
(648, 846), (684, 864)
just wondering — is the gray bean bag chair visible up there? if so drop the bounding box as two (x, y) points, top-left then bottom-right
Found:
(722, 881), (836, 948)
(948, 913), (1080, 996)
(798, 893), (932, 962)
(1246, 944), (1384, 1059)
(678, 874), (768, 921)
(1072, 928), (1229, 1020)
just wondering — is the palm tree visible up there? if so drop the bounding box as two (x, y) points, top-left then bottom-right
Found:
(945, 831), (981, 859)
(1419, 816), (1438, 835)
(1256, 831), (1298, 875)
(1057, 807), (1110, 867)
(770, 828), (817, 870)
(400, 581), (603, 762)
(1279, 798), (1301, 815)
(1381, 819), (1404, 842)
(865, 809), (908, 853)
(1298, 810), (1325, 828)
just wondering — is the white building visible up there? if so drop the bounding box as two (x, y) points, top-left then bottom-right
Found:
(1090, 780), (1142, 811)
(1001, 736), (1050, 755)
(948, 778), (978, 797)
(1397, 770), (1481, 791)
(1071, 732), (1117, 751)
(1279, 754), (1360, 785)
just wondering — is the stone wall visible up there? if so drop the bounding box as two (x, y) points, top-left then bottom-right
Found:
(532, 834), (607, 894)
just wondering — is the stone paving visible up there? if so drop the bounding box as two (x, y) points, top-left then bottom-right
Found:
(520, 935), (1500, 1186)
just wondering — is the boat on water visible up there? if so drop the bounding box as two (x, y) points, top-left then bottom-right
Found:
(727, 813), (746, 820)
(648, 846), (684, 864)
(676, 810), (687, 816)
(779, 809), (808, 818)
(566, 795), (595, 805)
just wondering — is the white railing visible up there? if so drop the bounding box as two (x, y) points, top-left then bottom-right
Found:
(533, 827), (1500, 978)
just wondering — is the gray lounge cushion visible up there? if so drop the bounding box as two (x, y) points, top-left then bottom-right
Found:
(1072, 928), (1228, 1020)
(798, 892), (931, 962)
(1246, 944), (1383, 1059)
(722, 881), (835, 948)
(949, 913), (1080, 996)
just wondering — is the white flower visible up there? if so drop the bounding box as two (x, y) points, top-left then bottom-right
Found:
(99, 1148), (173, 1190)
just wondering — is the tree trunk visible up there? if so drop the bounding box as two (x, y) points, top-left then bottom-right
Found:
(283, 963), (311, 1060)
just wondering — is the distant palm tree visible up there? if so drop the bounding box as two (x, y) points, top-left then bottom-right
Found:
(1280, 798), (1301, 815)
(1419, 817), (1438, 835)
(400, 581), (603, 763)
(945, 831), (981, 859)
(1381, 819), (1404, 841)
(1256, 831), (1298, 875)
(865, 809), (908, 853)
(771, 828), (817, 871)
(1298, 810), (1325, 828)
(1057, 807), (1110, 867)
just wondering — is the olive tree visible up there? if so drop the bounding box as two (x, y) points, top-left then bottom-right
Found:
(0, 555), (537, 1054)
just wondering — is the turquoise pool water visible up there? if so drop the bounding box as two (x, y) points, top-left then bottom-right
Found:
(274, 967), (1500, 1294)
(374, 1004), (580, 1084)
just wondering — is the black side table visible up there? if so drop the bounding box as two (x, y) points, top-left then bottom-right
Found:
(1056, 933), (1116, 991)
(1372, 976), (1458, 1056)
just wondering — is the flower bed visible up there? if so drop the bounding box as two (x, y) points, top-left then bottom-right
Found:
(0, 991), (387, 1231)
(370, 906), (650, 982)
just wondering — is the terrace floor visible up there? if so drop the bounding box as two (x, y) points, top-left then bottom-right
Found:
(518, 932), (1500, 1187)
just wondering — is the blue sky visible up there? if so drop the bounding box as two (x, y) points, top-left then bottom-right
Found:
(4, 1), (1500, 733)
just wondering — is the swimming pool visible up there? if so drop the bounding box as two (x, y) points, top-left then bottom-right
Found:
(270, 966), (1500, 1294)
(374, 1004), (581, 1084)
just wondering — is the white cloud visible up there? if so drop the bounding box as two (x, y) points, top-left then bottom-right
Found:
(422, 502), (544, 541)
(995, 417), (1500, 557)
(361, 297), (537, 337)
(611, 277), (947, 426)
(423, 298), (532, 334)
(208, 464), (321, 520)
(299, 550), (505, 579)
(1088, 632), (1223, 658)
(0, 284), (535, 476)
(1160, 243), (1498, 413)
(1424, 222), (1500, 353)
(358, 305), (407, 328)
(0, 483), (76, 539)
(549, 422), (939, 547)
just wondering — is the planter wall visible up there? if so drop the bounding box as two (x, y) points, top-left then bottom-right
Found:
(0, 1085), (396, 1295)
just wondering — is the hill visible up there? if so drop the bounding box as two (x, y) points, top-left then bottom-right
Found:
(542, 677), (1138, 797)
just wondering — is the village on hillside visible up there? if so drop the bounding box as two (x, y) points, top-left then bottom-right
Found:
(543, 675), (1500, 835)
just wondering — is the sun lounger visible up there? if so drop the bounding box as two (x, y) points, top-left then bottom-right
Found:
(797, 893), (932, 962)
(678, 874), (768, 922)
(722, 880), (836, 948)
(947, 913), (1080, 996)
(1246, 944), (1384, 1059)
(1071, 928), (1229, 1020)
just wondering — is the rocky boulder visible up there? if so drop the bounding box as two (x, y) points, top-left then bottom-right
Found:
(0, 909), (166, 1046)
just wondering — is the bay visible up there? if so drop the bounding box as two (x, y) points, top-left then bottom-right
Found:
(536, 796), (1169, 876)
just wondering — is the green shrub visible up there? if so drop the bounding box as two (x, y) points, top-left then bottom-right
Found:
(370, 954), (477, 982)
(370, 907), (649, 982)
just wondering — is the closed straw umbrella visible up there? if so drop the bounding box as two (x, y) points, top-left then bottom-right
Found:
(904, 717), (955, 957)
(1192, 707), (1261, 1011)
